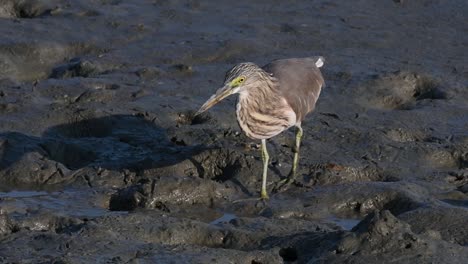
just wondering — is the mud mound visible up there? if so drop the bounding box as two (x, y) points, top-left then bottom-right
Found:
(0, 42), (102, 81)
(358, 72), (446, 110)
(399, 206), (468, 246)
(296, 182), (427, 220)
(385, 128), (427, 143)
(50, 57), (105, 79)
(0, 115), (204, 187)
(0, 0), (57, 19)
(327, 210), (468, 263)
(176, 110), (215, 126)
(304, 162), (394, 186)
(0, 132), (72, 186)
(109, 176), (236, 211)
(256, 210), (468, 263)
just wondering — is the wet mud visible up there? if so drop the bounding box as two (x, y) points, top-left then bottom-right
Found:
(0, 0), (467, 263)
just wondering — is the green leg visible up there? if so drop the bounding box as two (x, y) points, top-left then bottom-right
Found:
(260, 139), (270, 199)
(274, 125), (303, 192)
(232, 139), (270, 203)
(290, 125), (303, 182)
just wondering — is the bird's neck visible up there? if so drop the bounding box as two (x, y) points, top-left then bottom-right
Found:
(239, 79), (280, 102)
(235, 78), (296, 139)
(237, 80), (284, 115)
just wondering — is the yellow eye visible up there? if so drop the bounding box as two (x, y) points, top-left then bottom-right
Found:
(230, 76), (246, 87)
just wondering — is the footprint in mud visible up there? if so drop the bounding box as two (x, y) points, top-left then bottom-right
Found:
(357, 71), (446, 110)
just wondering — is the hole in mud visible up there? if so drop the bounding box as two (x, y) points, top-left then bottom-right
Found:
(192, 149), (248, 182)
(177, 112), (196, 126)
(213, 161), (242, 182)
(11, 226), (20, 233)
(177, 111), (212, 126)
(192, 113), (212, 125)
(171, 63), (193, 73)
(413, 77), (446, 100)
(171, 136), (187, 146)
(279, 247), (298, 262)
(457, 152), (468, 169)
(360, 196), (420, 216)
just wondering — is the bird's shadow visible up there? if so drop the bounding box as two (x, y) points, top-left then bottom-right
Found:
(0, 114), (209, 185)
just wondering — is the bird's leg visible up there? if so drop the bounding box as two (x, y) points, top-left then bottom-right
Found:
(260, 138), (270, 199)
(233, 139), (269, 203)
(290, 125), (303, 181)
(274, 125), (303, 192)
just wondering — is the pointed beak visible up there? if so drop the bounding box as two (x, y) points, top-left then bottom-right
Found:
(195, 84), (233, 115)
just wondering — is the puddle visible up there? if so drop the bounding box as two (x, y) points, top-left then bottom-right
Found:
(0, 190), (49, 198)
(440, 199), (468, 208)
(327, 216), (361, 230)
(209, 213), (237, 225)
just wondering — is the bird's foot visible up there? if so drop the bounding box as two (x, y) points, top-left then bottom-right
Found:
(273, 177), (299, 193)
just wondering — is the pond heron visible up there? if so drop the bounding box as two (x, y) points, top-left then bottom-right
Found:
(196, 57), (325, 199)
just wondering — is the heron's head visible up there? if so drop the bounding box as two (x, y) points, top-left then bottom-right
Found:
(196, 62), (263, 115)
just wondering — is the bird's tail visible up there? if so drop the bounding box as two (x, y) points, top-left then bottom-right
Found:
(315, 56), (325, 68)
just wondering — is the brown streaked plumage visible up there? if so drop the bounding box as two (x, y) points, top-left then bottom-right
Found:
(196, 57), (325, 199)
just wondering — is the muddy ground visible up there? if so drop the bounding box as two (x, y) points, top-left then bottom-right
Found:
(0, 0), (467, 263)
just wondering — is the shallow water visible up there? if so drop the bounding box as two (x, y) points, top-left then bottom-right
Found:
(209, 213), (238, 225)
(328, 216), (361, 231)
(0, 189), (121, 218)
(0, 190), (49, 199)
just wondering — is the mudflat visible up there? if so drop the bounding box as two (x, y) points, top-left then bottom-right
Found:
(0, 0), (467, 263)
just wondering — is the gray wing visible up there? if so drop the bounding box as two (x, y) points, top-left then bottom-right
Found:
(262, 57), (325, 122)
